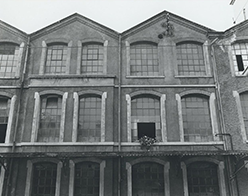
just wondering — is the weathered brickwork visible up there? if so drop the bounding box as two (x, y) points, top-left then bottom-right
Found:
(1, 11), (248, 196)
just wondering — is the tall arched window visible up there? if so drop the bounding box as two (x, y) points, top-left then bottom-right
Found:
(81, 43), (104, 74)
(0, 43), (19, 77)
(31, 162), (57, 196)
(39, 95), (62, 142)
(240, 92), (248, 138)
(176, 42), (205, 76)
(181, 94), (212, 142)
(187, 162), (220, 196)
(74, 162), (100, 196)
(131, 95), (161, 141)
(130, 42), (158, 76)
(0, 96), (10, 143)
(132, 162), (164, 196)
(45, 43), (67, 74)
(78, 95), (102, 142)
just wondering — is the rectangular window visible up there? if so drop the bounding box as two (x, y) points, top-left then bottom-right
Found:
(137, 122), (155, 139)
(236, 55), (244, 71)
(0, 97), (9, 143)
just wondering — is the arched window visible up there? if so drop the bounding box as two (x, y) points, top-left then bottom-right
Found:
(240, 92), (248, 138)
(132, 162), (164, 196)
(0, 43), (19, 77)
(45, 43), (67, 74)
(74, 162), (100, 196)
(39, 95), (62, 142)
(0, 96), (10, 143)
(78, 95), (102, 142)
(81, 43), (104, 74)
(130, 42), (158, 76)
(31, 162), (57, 196)
(176, 42), (205, 76)
(187, 162), (220, 196)
(181, 94), (212, 142)
(131, 95), (161, 141)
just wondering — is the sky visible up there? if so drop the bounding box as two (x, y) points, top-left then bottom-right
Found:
(0, 0), (248, 34)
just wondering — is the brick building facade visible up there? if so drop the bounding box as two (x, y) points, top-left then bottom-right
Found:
(0, 10), (248, 196)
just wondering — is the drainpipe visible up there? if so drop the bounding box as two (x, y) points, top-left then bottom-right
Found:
(117, 34), (122, 196)
(5, 37), (30, 196)
(210, 38), (239, 196)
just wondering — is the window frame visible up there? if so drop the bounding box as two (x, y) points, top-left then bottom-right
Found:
(31, 91), (68, 143)
(76, 40), (108, 75)
(69, 158), (106, 196)
(181, 158), (227, 196)
(24, 159), (62, 196)
(0, 42), (24, 78)
(174, 40), (211, 77)
(230, 42), (248, 76)
(126, 158), (170, 196)
(72, 91), (107, 143)
(39, 41), (72, 75)
(176, 91), (219, 142)
(233, 90), (248, 142)
(0, 93), (16, 144)
(126, 41), (164, 78)
(126, 91), (167, 142)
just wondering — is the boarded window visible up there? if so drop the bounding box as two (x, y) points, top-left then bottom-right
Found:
(181, 95), (212, 142)
(131, 96), (161, 141)
(39, 95), (62, 142)
(187, 162), (220, 196)
(45, 44), (67, 74)
(132, 162), (164, 196)
(74, 162), (100, 196)
(32, 162), (57, 196)
(176, 42), (205, 76)
(130, 42), (159, 76)
(0, 43), (19, 77)
(81, 43), (104, 74)
(0, 96), (10, 143)
(78, 96), (101, 142)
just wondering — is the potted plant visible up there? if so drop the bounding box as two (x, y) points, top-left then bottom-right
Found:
(139, 135), (157, 150)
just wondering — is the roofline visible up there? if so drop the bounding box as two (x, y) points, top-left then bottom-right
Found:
(122, 10), (217, 38)
(0, 20), (28, 40)
(30, 13), (119, 40)
(224, 19), (248, 36)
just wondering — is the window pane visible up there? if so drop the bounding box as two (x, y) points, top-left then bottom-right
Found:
(45, 44), (67, 74)
(181, 95), (212, 142)
(78, 96), (101, 142)
(132, 162), (164, 196)
(39, 95), (62, 142)
(0, 43), (19, 77)
(131, 96), (161, 141)
(74, 162), (100, 196)
(176, 43), (205, 76)
(130, 43), (159, 76)
(32, 162), (57, 196)
(81, 43), (104, 74)
(232, 43), (248, 75)
(187, 162), (220, 196)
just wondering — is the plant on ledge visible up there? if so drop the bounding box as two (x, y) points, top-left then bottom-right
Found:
(139, 135), (157, 150)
